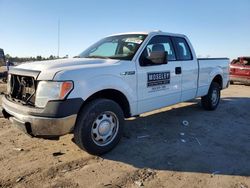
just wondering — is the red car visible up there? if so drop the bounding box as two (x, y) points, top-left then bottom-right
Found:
(230, 57), (250, 85)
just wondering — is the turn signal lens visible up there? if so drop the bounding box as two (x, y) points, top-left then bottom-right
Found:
(60, 81), (73, 99)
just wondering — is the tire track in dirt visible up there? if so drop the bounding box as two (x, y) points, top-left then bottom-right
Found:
(111, 168), (157, 187)
(43, 156), (99, 179)
(0, 156), (100, 188)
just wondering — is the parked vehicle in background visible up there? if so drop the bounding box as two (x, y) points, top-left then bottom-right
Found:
(230, 57), (250, 85)
(2, 31), (230, 155)
(0, 48), (8, 81)
(0, 48), (6, 66)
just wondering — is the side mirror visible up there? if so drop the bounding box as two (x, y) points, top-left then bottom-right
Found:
(148, 51), (168, 64)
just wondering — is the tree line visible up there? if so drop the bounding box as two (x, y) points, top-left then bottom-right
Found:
(5, 54), (69, 63)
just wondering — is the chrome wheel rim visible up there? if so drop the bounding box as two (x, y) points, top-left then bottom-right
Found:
(211, 89), (218, 105)
(91, 111), (119, 146)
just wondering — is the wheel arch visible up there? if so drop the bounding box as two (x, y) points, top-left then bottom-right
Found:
(80, 89), (131, 118)
(211, 74), (223, 89)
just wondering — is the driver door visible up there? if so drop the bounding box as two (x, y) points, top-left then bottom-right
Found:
(136, 35), (182, 113)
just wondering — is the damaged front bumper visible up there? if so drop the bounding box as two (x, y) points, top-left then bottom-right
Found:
(2, 96), (83, 138)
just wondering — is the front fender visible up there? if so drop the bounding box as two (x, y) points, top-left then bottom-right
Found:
(68, 74), (137, 115)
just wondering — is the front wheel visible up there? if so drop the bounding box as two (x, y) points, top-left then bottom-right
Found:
(74, 99), (124, 155)
(201, 82), (221, 111)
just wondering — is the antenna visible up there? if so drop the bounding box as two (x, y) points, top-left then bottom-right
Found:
(57, 19), (60, 58)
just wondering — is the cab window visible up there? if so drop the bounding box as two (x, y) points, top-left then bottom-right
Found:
(139, 35), (176, 66)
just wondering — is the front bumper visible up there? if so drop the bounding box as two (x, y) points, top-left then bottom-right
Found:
(2, 96), (83, 137)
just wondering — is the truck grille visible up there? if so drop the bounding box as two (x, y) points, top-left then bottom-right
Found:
(8, 74), (37, 105)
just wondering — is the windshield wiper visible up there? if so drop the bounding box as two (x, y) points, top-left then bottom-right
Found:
(85, 55), (110, 59)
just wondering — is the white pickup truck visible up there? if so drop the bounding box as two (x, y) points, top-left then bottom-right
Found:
(2, 31), (229, 155)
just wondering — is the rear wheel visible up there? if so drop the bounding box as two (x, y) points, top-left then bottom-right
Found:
(201, 82), (221, 111)
(74, 99), (124, 155)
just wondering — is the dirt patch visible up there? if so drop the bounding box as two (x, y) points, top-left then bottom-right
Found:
(0, 85), (249, 188)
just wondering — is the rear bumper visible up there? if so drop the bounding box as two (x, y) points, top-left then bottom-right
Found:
(2, 96), (83, 137)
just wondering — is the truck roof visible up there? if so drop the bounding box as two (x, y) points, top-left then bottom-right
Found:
(108, 30), (187, 38)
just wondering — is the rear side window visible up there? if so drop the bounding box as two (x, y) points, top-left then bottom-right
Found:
(172, 37), (192, 60)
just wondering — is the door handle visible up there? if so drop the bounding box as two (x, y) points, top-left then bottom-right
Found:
(175, 67), (182, 74)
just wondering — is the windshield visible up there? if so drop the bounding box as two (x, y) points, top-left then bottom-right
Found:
(79, 34), (147, 60)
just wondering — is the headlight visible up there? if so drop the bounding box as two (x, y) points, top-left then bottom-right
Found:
(35, 81), (73, 108)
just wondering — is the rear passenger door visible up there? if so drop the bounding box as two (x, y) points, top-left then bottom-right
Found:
(172, 37), (198, 101)
(136, 35), (182, 113)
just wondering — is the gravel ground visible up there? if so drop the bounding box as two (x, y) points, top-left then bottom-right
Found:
(0, 83), (249, 188)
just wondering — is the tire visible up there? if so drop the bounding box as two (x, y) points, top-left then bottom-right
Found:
(230, 80), (234, 85)
(74, 99), (124, 155)
(201, 82), (221, 111)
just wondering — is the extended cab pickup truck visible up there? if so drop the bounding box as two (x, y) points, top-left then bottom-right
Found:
(2, 31), (230, 155)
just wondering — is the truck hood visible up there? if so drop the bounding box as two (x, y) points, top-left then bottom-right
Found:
(17, 58), (120, 71)
(15, 58), (120, 80)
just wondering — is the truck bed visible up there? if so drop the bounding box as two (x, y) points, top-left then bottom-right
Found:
(197, 58), (230, 97)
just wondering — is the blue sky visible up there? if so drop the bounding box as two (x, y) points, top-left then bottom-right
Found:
(0, 0), (249, 59)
